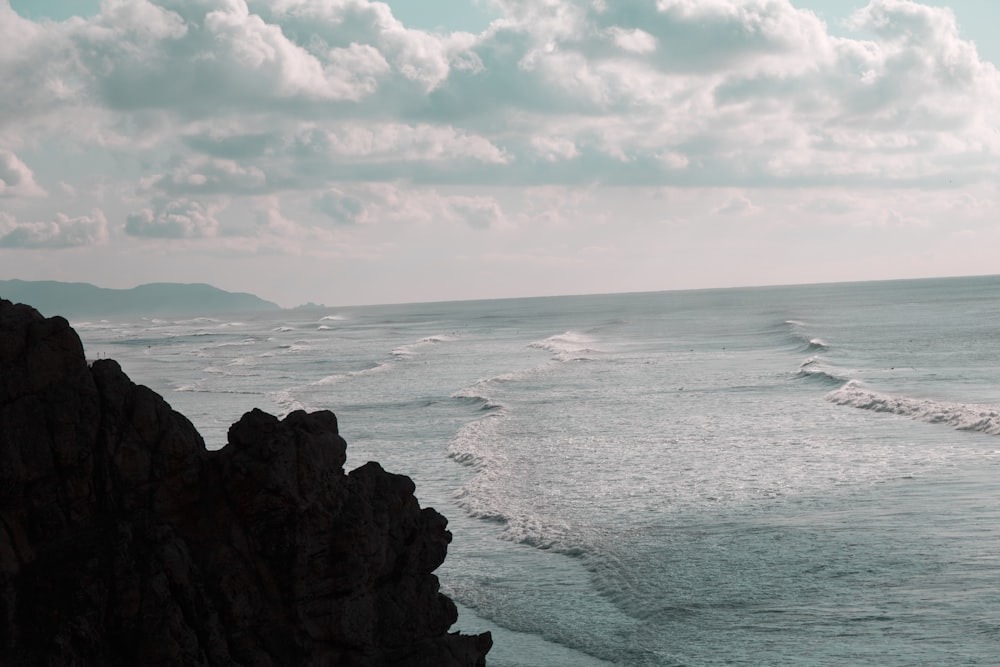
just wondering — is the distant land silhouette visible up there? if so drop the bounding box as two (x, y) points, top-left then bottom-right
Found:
(0, 279), (280, 318)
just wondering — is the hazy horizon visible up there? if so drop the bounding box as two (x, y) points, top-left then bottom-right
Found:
(8, 271), (1000, 311)
(3, 0), (1000, 307)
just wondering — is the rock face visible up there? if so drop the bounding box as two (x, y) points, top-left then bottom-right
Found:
(0, 299), (491, 666)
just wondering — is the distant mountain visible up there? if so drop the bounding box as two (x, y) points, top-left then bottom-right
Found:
(0, 280), (281, 318)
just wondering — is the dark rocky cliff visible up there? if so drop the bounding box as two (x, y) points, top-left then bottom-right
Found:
(0, 299), (491, 665)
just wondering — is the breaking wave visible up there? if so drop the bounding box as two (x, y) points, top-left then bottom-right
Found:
(529, 331), (602, 361)
(782, 319), (832, 353)
(795, 356), (850, 387)
(391, 334), (458, 358)
(827, 381), (1000, 436)
(312, 362), (393, 385)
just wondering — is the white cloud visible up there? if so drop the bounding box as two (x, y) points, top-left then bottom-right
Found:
(125, 198), (223, 238)
(713, 194), (758, 216)
(315, 123), (510, 164)
(247, 195), (365, 257)
(315, 188), (367, 224)
(657, 151), (689, 169)
(605, 27), (657, 54)
(4, 0), (1000, 307)
(313, 182), (509, 230)
(531, 135), (579, 162)
(0, 210), (108, 248)
(147, 159), (268, 195)
(3, 0), (999, 192)
(800, 195), (858, 216)
(447, 195), (508, 229)
(0, 150), (46, 197)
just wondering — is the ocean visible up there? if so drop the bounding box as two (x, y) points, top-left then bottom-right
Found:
(72, 276), (1000, 666)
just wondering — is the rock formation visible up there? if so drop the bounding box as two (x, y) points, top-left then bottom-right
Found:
(0, 299), (491, 666)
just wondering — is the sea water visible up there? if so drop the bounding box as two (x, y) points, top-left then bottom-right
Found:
(73, 276), (1000, 666)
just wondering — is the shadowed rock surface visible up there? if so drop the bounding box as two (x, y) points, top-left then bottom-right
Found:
(0, 298), (491, 666)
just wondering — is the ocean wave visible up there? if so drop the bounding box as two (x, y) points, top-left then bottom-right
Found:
(805, 338), (829, 352)
(826, 381), (1000, 436)
(529, 331), (602, 361)
(164, 317), (221, 326)
(277, 343), (312, 352)
(795, 357), (849, 387)
(782, 319), (832, 353)
(451, 385), (506, 412)
(449, 377), (592, 560)
(319, 314), (345, 321)
(173, 387), (260, 395)
(311, 334), (457, 387)
(312, 361), (394, 385)
(205, 338), (259, 348)
(391, 333), (458, 358)
(455, 486), (589, 557)
(449, 366), (546, 412)
(447, 409), (507, 469)
(499, 515), (587, 556)
(268, 389), (311, 417)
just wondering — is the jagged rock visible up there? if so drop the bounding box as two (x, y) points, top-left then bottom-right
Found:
(0, 299), (491, 666)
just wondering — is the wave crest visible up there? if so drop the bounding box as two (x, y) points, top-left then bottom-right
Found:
(795, 356), (849, 387)
(391, 333), (458, 358)
(529, 331), (601, 361)
(827, 381), (1000, 436)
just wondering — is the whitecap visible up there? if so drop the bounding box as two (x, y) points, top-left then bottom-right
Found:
(528, 331), (602, 361)
(827, 381), (1000, 436)
(391, 333), (459, 357)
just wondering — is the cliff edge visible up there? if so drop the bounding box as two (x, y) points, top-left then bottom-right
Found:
(0, 299), (491, 666)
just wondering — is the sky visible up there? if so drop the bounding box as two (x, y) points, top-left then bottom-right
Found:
(2, 0), (1000, 307)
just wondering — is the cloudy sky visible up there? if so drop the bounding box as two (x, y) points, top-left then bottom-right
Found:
(2, 0), (999, 307)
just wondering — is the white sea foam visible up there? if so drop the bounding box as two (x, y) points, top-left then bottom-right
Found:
(313, 361), (394, 385)
(320, 314), (345, 321)
(391, 334), (459, 357)
(796, 356), (850, 386)
(174, 317), (220, 325)
(205, 338), (258, 348)
(448, 372), (512, 469)
(529, 331), (601, 361)
(448, 409), (507, 469)
(450, 384), (506, 412)
(827, 381), (1000, 436)
(269, 389), (310, 417)
(278, 343), (312, 352)
(807, 337), (829, 351)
